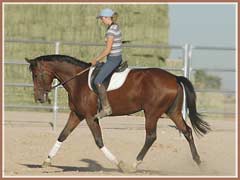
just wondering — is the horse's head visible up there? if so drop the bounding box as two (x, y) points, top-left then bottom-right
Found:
(25, 58), (54, 103)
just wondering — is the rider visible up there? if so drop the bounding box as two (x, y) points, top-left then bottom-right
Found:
(91, 8), (123, 119)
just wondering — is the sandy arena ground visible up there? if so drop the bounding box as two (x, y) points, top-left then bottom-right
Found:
(3, 111), (237, 177)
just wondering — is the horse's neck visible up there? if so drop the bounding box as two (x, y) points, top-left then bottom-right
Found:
(50, 62), (87, 92)
(50, 63), (81, 81)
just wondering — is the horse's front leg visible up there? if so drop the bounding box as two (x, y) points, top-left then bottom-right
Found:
(42, 111), (83, 167)
(85, 117), (126, 171)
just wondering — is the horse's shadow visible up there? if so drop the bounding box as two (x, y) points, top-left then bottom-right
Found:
(21, 159), (170, 175)
(21, 158), (119, 173)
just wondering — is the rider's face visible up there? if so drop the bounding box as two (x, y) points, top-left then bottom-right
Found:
(100, 17), (112, 25)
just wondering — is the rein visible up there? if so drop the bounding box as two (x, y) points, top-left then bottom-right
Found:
(51, 66), (91, 90)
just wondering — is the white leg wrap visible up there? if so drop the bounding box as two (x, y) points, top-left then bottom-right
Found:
(48, 141), (62, 158)
(101, 146), (119, 165)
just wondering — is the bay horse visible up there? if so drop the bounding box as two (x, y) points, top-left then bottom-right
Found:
(25, 54), (210, 172)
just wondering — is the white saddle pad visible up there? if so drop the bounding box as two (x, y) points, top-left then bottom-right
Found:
(88, 67), (131, 91)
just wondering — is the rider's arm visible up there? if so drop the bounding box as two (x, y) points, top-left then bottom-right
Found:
(91, 36), (114, 65)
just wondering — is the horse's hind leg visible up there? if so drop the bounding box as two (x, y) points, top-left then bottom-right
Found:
(133, 112), (159, 169)
(168, 111), (201, 165)
(183, 121), (201, 165)
(166, 88), (201, 165)
(42, 111), (83, 167)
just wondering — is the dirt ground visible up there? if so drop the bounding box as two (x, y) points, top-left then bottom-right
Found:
(3, 111), (237, 177)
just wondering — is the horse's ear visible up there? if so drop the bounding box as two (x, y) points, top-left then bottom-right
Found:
(25, 58), (37, 71)
(25, 58), (32, 64)
(25, 58), (31, 64)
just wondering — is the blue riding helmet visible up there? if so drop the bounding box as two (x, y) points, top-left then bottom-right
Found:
(96, 8), (115, 19)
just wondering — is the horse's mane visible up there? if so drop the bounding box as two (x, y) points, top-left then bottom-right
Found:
(32, 54), (91, 68)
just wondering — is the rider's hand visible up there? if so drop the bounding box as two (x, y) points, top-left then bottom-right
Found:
(91, 59), (98, 66)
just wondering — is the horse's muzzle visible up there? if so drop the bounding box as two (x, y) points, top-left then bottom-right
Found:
(36, 92), (51, 104)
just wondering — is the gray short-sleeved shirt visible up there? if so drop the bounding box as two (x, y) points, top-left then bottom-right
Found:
(105, 24), (122, 56)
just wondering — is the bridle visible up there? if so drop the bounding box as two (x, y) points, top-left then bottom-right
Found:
(34, 65), (91, 104)
(35, 61), (92, 92)
(31, 60), (92, 104)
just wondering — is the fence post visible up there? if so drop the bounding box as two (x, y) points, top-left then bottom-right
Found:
(52, 41), (60, 131)
(182, 43), (192, 120)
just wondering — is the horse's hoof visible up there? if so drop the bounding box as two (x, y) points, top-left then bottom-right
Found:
(42, 158), (51, 168)
(196, 160), (201, 166)
(133, 160), (142, 169)
(117, 161), (136, 173)
(194, 157), (201, 166)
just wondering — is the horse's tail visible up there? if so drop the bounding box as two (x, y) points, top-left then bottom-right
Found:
(176, 76), (211, 136)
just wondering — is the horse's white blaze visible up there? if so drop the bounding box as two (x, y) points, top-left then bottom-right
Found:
(101, 146), (119, 165)
(48, 140), (62, 158)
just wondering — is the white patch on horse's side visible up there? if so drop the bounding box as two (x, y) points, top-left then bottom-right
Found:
(48, 140), (62, 158)
(88, 67), (131, 91)
(100, 146), (119, 165)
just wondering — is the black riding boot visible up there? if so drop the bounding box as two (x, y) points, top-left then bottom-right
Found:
(95, 84), (112, 119)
